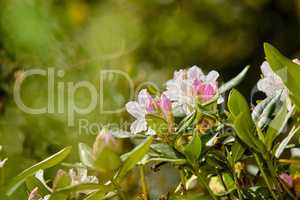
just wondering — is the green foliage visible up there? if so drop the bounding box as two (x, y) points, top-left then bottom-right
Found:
(264, 43), (300, 108)
(4, 146), (71, 196)
(115, 136), (153, 182)
(184, 132), (202, 162)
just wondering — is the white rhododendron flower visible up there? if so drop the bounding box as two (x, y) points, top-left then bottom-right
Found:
(165, 65), (220, 115)
(257, 59), (300, 109)
(257, 61), (288, 100)
(126, 89), (157, 135)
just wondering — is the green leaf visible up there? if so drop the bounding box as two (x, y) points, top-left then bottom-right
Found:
(48, 193), (68, 200)
(79, 143), (121, 172)
(84, 190), (105, 200)
(145, 114), (168, 135)
(228, 89), (265, 152)
(5, 146), (72, 196)
(151, 143), (178, 159)
(264, 43), (300, 107)
(184, 132), (201, 161)
(228, 89), (250, 119)
(93, 148), (121, 173)
(115, 136), (153, 182)
(219, 65), (250, 94)
(275, 126), (300, 158)
(52, 170), (71, 190)
(231, 142), (246, 163)
(265, 102), (290, 151)
(235, 113), (265, 152)
(78, 143), (95, 169)
(142, 157), (186, 165)
(25, 176), (52, 197)
(54, 183), (112, 194)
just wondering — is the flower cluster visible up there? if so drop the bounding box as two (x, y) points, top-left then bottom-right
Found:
(3, 43), (300, 200)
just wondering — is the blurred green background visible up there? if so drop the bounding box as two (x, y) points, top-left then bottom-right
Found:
(1, 0), (300, 199)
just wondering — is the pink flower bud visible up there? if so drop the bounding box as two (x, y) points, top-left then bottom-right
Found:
(192, 79), (203, 96)
(145, 93), (155, 113)
(159, 94), (172, 115)
(192, 79), (217, 101)
(279, 173), (293, 188)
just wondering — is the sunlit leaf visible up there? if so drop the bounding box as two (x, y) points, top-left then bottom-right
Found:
(5, 146), (72, 196)
(184, 132), (201, 161)
(219, 65), (250, 94)
(115, 136), (153, 182)
(264, 43), (300, 107)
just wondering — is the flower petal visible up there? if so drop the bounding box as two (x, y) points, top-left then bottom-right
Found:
(130, 119), (147, 134)
(187, 65), (204, 80)
(137, 89), (151, 107)
(126, 102), (145, 119)
(205, 70), (219, 83)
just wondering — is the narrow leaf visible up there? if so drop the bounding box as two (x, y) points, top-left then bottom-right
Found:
(5, 146), (71, 196)
(115, 136), (153, 182)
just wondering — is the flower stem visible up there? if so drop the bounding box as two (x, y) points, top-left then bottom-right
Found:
(139, 165), (149, 200)
(254, 153), (278, 200)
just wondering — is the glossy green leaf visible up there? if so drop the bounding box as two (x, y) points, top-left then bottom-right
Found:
(93, 148), (121, 172)
(151, 143), (178, 159)
(228, 89), (250, 119)
(275, 126), (300, 158)
(235, 113), (265, 153)
(231, 142), (246, 163)
(5, 146), (71, 196)
(265, 102), (289, 151)
(264, 43), (300, 107)
(142, 157), (186, 165)
(219, 65), (250, 94)
(52, 170), (71, 190)
(25, 176), (52, 197)
(184, 132), (201, 161)
(115, 136), (153, 182)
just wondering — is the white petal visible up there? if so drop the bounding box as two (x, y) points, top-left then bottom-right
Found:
(130, 119), (147, 134)
(187, 65), (204, 80)
(205, 70), (219, 83)
(173, 69), (186, 80)
(146, 128), (156, 135)
(260, 61), (273, 77)
(137, 89), (150, 107)
(126, 102), (145, 119)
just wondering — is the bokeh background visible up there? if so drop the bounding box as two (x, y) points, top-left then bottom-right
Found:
(1, 0), (300, 199)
